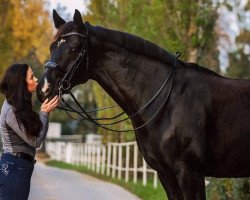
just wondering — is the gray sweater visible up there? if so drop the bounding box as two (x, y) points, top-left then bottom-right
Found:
(0, 99), (49, 157)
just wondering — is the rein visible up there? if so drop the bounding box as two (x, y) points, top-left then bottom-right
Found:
(45, 28), (182, 132)
(62, 52), (181, 129)
(67, 51), (179, 132)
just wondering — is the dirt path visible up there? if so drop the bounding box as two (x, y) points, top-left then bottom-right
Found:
(29, 162), (141, 200)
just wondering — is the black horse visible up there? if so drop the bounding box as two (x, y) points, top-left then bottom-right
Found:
(37, 10), (250, 200)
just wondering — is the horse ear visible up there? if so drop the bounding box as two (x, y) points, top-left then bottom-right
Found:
(53, 9), (66, 29)
(73, 9), (84, 28)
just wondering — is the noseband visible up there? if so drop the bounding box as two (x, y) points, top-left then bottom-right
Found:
(45, 29), (89, 97)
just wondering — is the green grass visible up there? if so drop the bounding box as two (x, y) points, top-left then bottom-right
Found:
(45, 160), (167, 200)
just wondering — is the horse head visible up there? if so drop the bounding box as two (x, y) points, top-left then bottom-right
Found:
(37, 9), (90, 102)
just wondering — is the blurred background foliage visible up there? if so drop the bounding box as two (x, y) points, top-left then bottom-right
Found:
(0, 0), (249, 199)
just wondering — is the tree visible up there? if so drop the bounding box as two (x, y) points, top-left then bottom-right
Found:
(222, 0), (250, 79)
(10, 0), (52, 64)
(0, 0), (53, 103)
(0, 0), (14, 75)
(86, 0), (220, 70)
(226, 29), (250, 78)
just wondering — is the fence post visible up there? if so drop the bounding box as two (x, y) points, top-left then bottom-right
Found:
(78, 144), (82, 165)
(55, 142), (59, 161)
(91, 145), (95, 171)
(125, 145), (130, 182)
(112, 144), (117, 178)
(96, 145), (101, 174)
(118, 144), (122, 180)
(76, 144), (80, 165)
(133, 143), (138, 183)
(142, 159), (147, 186)
(56, 142), (60, 161)
(74, 144), (77, 164)
(72, 144), (75, 164)
(101, 146), (106, 175)
(80, 144), (84, 165)
(65, 142), (72, 164)
(83, 145), (87, 166)
(49, 141), (52, 156)
(107, 143), (111, 176)
(87, 144), (91, 169)
(62, 142), (66, 162)
(59, 142), (63, 161)
(153, 171), (158, 188)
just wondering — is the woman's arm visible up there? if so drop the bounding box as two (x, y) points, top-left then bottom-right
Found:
(6, 108), (49, 148)
(5, 96), (59, 148)
(36, 111), (49, 147)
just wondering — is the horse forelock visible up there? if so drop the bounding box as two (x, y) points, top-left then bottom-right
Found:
(53, 21), (75, 42)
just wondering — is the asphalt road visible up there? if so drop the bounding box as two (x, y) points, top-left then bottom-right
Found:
(29, 162), (141, 200)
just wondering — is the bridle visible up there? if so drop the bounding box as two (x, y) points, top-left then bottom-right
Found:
(44, 27), (182, 132)
(45, 30), (89, 98)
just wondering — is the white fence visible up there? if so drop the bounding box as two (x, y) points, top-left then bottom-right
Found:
(45, 141), (158, 188)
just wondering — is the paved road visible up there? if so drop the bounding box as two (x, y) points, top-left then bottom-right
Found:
(29, 162), (141, 200)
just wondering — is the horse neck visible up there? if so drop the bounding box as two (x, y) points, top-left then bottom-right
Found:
(90, 44), (173, 118)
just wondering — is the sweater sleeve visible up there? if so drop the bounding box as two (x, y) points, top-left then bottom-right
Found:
(5, 108), (49, 148)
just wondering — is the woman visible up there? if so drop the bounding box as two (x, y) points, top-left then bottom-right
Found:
(0, 63), (59, 200)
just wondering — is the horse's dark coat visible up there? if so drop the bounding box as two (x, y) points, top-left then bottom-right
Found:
(37, 10), (250, 200)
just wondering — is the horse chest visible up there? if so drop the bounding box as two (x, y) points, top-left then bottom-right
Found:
(135, 130), (166, 170)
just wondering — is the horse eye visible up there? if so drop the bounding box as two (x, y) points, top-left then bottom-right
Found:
(71, 48), (76, 52)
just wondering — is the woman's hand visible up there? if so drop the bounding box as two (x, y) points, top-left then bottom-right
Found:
(40, 95), (59, 113)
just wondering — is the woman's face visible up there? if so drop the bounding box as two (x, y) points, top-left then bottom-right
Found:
(26, 67), (38, 93)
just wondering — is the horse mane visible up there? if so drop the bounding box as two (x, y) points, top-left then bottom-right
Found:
(85, 22), (176, 66)
(86, 23), (220, 77)
(56, 22), (220, 77)
(185, 62), (221, 76)
(53, 21), (75, 41)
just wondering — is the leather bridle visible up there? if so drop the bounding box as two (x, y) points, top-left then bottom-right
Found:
(45, 30), (89, 98)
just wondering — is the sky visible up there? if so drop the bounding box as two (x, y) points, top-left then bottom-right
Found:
(45, 0), (89, 18)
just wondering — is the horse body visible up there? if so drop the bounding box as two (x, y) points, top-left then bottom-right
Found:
(205, 77), (250, 177)
(93, 49), (250, 197)
(37, 10), (250, 200)
(93, 46), (250, 178)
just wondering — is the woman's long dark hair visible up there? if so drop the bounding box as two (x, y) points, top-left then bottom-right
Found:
(0, 63), (42, 138)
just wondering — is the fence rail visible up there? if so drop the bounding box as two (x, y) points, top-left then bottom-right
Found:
(45, 141), (158, 188)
